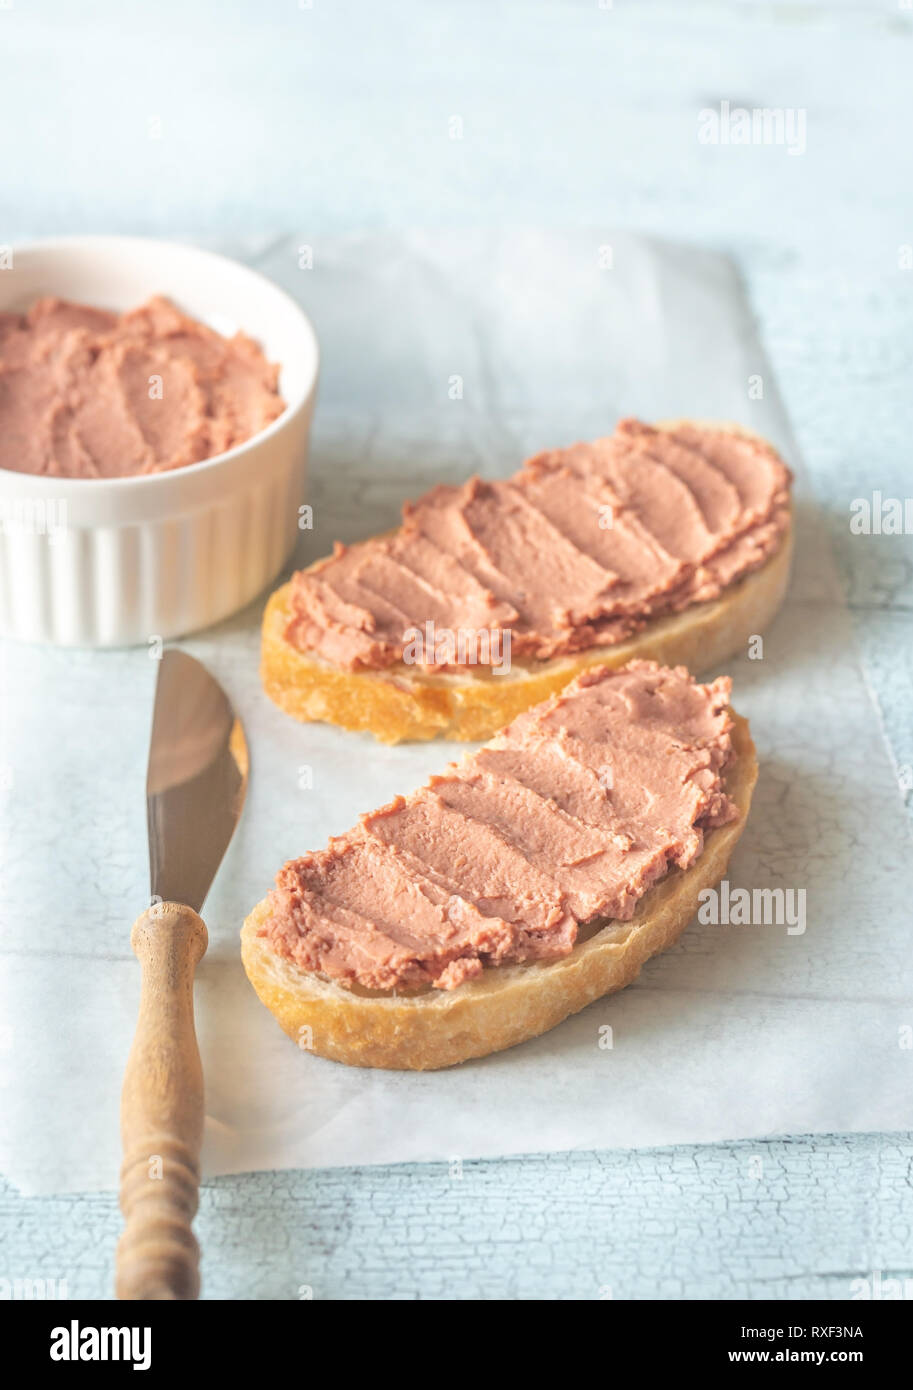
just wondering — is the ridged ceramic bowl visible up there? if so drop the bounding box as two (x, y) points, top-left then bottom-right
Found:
(0, 237), (319, 646)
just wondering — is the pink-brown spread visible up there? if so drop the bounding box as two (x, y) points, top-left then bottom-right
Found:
(285, 419), (791, 671)
(0, 296), (285, 477)
(260, 661), (737, 991)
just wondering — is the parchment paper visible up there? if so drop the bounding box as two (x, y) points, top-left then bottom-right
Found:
(2, 230), (911, 1196)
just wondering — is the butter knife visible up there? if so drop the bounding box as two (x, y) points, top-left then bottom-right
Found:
(116, 650), (248, 1301)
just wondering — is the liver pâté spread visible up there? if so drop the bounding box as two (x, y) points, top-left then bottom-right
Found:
(285, 418), (791, 671)
(0, 296), (284, 477)
(260, 661), (738, 992)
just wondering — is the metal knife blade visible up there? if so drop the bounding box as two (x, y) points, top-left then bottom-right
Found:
(146, 650), (248, 912)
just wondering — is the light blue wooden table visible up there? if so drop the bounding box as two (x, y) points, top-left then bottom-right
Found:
(2, 0), (911, 1299)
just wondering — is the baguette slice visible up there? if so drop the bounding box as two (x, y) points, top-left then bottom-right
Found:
(241, 709), (757, 1072)
(262, 421), (791, 743)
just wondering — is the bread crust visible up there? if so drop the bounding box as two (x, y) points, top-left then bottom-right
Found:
(261, 422), (792, 743)
(241, 712), (757, 1070)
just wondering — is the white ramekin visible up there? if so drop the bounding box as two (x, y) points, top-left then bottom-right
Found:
(0, 237), (318, 646)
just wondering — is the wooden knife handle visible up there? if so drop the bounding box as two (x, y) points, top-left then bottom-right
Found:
(116, 902), (208, 1301)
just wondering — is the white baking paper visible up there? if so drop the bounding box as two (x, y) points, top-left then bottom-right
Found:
(2, 230), (911, 1196)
